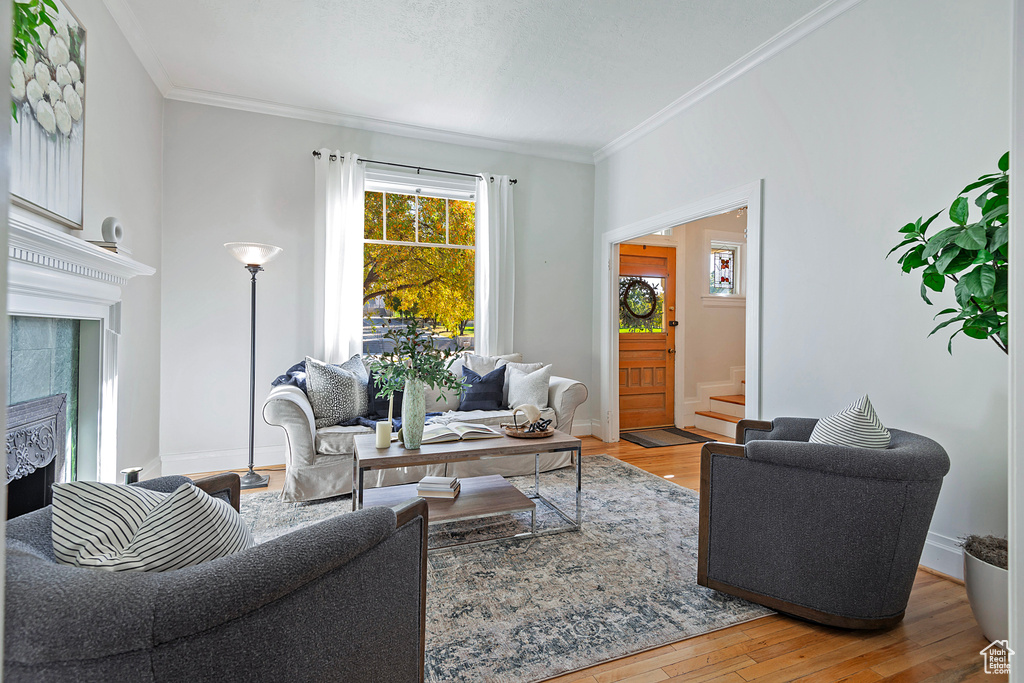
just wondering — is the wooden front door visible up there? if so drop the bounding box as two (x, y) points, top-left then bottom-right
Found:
(618, 244), (676, 430)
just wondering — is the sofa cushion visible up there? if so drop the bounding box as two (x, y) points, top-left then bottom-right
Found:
(508, 364), (552, 410)
(459, 365), (506, 411)
(315, 424), (374, 455)
(464, 353), (521, 375)
(809, 395), (891, 449)
(367, 368), (403, 418)
(305, 356), (362, 428)
(52, 481), (253, 572)
(425, 356), (465, 413)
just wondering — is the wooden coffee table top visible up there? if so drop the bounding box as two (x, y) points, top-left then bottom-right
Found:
(353, 429), (580, 470)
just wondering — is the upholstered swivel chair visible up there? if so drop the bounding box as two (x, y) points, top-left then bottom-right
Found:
(698, 417), (949, 629)
(5, 473), (428, 682)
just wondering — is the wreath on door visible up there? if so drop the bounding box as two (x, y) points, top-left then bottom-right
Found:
(620, 278), (658, 320)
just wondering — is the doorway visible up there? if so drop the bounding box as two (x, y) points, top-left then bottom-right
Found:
(597, 181), (763, 442)
(618, 244), (675, 430)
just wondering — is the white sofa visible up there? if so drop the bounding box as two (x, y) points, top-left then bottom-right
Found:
(263, 355), (588, 502)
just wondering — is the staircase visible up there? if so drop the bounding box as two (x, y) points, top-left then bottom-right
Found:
(694, 381), (745, 439)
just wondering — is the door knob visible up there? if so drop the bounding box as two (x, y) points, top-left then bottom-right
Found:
(667, 348), (676, 354)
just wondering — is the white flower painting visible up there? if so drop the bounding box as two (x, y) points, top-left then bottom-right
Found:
(11, 0), (85, 229)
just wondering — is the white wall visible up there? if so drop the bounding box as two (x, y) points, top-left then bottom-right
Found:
(595, 0), (1011, 577)
(45, 0), (164, 477)
(159, 101), (595, 473)
(681, 212), (745, 399)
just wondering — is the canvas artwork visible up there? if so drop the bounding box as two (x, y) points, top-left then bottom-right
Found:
(10, 0), (86, 230)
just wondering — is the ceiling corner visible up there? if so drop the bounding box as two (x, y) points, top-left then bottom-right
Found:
(102, 0), (174, 95)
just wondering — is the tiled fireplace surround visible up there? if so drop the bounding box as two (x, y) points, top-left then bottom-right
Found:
(7, 207), (154, 482)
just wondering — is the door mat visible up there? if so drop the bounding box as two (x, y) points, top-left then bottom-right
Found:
(621, 427), (716, 448)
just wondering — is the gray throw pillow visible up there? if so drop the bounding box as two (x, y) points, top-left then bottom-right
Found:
(507, 364), (551, 410)
(340, 354), (369, 417)
(305, 356), (361, 428)
(809, 395), (891, 449)
(503, 361), (545, 406)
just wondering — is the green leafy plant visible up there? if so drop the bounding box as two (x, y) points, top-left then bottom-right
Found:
(11, 0), (58, 121)
(366, 316), (464, 400)
(888, 152), (1009, 354)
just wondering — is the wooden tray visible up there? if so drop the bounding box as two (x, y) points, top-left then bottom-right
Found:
(502, 425), (555, 439)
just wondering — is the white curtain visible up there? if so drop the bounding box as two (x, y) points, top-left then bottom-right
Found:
(474, 174), (515, 356)
(313, 150), (365, 363)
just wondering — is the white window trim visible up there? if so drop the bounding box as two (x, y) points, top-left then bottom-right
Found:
(363, 167), (476, 250)
(703, 228), (746, 307)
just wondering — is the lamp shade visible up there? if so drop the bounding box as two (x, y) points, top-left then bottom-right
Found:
(224, 242), (283, 266)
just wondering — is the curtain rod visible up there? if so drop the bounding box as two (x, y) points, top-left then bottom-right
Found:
(311, 150), (517, 184)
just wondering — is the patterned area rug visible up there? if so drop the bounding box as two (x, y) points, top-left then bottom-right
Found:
(240, 455), (771, 683)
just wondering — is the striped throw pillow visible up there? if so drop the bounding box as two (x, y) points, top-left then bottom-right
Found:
(52, 481), (254, 572)
(809, 395), (891, 449)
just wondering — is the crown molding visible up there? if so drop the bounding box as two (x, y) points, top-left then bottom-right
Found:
(102, 0), (173, 95)
(592, 0), (867, 163)
(164, 86), (595, 165)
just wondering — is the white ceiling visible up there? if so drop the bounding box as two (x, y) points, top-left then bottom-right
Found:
(112, 0), (829, 161)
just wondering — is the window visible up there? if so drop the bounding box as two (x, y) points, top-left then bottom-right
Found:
(703, 230), (745, 307)
(362, 171), (476, 354)
(619, 276), (665, 333)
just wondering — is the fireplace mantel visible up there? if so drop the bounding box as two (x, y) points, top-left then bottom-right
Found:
(7, 206), (155, 482)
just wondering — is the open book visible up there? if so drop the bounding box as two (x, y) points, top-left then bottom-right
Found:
(421, 422), (503, 444)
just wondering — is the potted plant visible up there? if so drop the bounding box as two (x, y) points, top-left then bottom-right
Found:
(961, 535), (1008, 641)
(367, 316), (463, 449)
(889, 151), (1009, 641)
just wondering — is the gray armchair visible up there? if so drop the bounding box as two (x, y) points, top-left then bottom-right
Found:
(5, 474), (428, 682)
(698, 417), (950, 629)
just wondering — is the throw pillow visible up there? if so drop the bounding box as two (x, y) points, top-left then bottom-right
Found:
(305, 356), (360, 428)
(464, 353), (522, 375)
(502, 361), (545, 406)
(507, 364), (552, 410)
(809, 395), (891, 449)
(367, 369), (403, 418)
(340, 354), (369, 417)
(52, 481), (254, 572)
(459, 365), (506, 411)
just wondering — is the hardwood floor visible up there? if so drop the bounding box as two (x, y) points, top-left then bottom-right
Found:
(188, 430), (999, 683)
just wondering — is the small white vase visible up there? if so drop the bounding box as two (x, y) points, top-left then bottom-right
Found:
(401, 377), (427, 449)
(964, 550), (1008, 642)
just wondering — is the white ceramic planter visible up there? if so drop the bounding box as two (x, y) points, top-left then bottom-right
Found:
(964, 550), (1008, 642)
(401, 378), (426, 449)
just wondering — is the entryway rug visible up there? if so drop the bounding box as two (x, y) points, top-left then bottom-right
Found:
(240, 456), (771, 683)
(621, 427), (716, 448)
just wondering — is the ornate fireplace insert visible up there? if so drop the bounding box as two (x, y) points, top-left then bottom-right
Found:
(6, 394), (67, 519)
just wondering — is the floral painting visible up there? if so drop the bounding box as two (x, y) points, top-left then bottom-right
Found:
(10, 0), (85, 229)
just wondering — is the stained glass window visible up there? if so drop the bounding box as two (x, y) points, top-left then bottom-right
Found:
(709, 247), (735, 295)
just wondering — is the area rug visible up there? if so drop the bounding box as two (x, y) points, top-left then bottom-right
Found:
(621, 427), (715, 448)
(240, 455), (771, 683)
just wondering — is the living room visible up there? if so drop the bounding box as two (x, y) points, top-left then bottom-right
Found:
(2, 0), (1023, 681)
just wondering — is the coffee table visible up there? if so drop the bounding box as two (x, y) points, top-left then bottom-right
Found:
(352, 429), (582, 549)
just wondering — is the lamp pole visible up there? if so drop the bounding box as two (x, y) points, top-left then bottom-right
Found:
(240, 263), (269, 489)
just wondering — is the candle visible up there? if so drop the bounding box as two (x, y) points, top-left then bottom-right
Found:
(375, 420), (391, 449)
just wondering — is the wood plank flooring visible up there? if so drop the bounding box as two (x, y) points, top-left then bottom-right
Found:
(188, 430), (998, 683)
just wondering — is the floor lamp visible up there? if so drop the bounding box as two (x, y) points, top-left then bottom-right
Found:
(225, 242), (283, 489)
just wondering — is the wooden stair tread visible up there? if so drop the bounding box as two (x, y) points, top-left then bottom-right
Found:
(694, 410), (741, 424)
(710, 394), (746, 405)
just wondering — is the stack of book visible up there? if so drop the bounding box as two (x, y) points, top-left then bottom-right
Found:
(416, 475), (460, 499)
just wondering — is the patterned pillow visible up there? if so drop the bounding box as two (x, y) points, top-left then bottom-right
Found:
(305, 356), (361, 428)
(459, 365), (506, 411)
(52, 481), (253, 572)
(339, 354), (369, 417)
(809, 395), (891, 449)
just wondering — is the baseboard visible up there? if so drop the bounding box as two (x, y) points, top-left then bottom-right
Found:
(161, 445), (285, 476)
(571, 419), (596, 437)
(921, 531), (964, 580)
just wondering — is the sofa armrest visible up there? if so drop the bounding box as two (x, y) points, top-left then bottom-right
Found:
(744, 435), (949, 482)
(548, 376), (588, 433)
(740, 417), (818, 443)
(263, 385), (317, 466)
